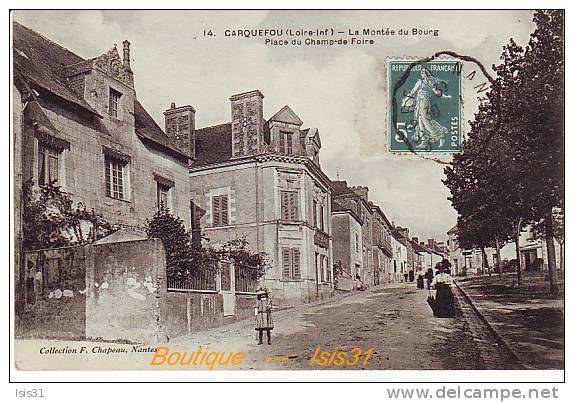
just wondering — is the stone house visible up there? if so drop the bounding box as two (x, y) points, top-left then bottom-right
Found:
(391, 231), (408, 282)
(331, 199), (364, 290)
(393, 227), (414, 281)
(187, 90), (334, 305)
(331, 181), (377, 287)
(370, 204), (394, 285)
(13, 23), (193, 302)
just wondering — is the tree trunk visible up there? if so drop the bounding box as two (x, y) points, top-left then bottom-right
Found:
(515, 218), (523, 286)
(558, 242), (564, 272)
(545, 214), (558, 295)
(495, 236), (502, 278)
(482, 247), (491, 276)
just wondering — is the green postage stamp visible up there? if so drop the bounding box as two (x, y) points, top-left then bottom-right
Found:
(388, 60), (462, 153)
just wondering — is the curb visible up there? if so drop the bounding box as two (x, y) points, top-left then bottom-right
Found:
(453, 280), (529, 369)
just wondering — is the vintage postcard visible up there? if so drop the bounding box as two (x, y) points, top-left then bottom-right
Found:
(10, 9), (564, 383)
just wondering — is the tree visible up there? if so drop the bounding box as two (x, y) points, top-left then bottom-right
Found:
(146, 208), (270, 282)
(22, 180), (116, 250)
(444, 10), (564, 291)
(210, 237), (270, 279)
(146, 206), (198, 281)
(510, 10), (564, 293)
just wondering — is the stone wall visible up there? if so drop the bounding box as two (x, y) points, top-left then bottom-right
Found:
(85, 239), (167, 343)
(18, 239), (262, 343)
(18, 239), (168, 343)
(20, 246), (88, 339)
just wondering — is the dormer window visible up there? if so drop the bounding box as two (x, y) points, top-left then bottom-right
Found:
(109, 88), (121, 118)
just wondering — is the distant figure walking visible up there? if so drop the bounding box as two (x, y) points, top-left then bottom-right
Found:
(427, 263), (456, 318)
(417, 271), (425, 289)
(424, 267), (434, 290)
(255, 288), (274, 345)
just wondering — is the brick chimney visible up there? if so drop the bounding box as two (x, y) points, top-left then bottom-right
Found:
(163, 102), (196, 159)
(230, 90), (264, 158)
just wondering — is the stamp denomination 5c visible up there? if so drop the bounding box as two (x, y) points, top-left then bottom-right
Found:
(388, 60), (462, 153)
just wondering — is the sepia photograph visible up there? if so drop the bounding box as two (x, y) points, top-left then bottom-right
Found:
(9, 8), (565, 386)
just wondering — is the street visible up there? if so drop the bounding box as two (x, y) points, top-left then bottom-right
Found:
(167, 282), (524, 370)
(15, 281), (526, 371)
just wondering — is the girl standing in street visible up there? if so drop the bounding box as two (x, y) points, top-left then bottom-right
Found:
(255, 288), (274, 345)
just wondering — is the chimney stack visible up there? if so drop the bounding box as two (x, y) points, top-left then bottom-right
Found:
(122, 40), (131, 71)
(230, 90), (264, 158)
(164, 102), (196, 160)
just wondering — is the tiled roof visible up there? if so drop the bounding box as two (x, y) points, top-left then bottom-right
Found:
(13, 22), (189, 160)
(193, 123), (233, 167)
(331, 180), (355, 196)
(13, 22), (99, 116)
(332, 200), (363, 225)
(133, 99), (189, 159)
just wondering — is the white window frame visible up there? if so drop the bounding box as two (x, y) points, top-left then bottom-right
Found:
(104, 156), (130, 201)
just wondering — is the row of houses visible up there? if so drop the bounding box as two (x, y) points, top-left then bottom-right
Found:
(447, 224), (564, 276)
(13, 22), (447, 312)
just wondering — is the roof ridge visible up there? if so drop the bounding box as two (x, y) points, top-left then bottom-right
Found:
(196, 122), (231, 131)
(14, 21), (86, 63)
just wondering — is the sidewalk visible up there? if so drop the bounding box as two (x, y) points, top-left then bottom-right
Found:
(455, 272), (564, 369)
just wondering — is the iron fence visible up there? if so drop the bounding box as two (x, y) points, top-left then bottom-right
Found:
(234, 263), (260, 294)
(167, 260), (218, 292)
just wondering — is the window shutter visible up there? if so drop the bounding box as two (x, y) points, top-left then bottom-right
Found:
(289, 192), (298, 220)
(221, 196), (229, 225)
(282, 248), (291, 278)
(292, 249), (301, 278)
(281, 191), (288, 220)
(213, 196), (221, 226)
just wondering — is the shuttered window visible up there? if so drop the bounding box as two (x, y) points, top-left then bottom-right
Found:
(282, 248), (301, 279)
(212, 195), (229, 226)
(280, 191), (298, 221)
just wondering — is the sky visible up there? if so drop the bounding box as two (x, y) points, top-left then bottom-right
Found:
(13, 10), (536, 242)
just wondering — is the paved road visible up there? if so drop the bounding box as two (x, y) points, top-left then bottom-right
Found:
(169, 282), (524, 370)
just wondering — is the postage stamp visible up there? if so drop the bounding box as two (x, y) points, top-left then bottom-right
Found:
(388, 60), (462, 153)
